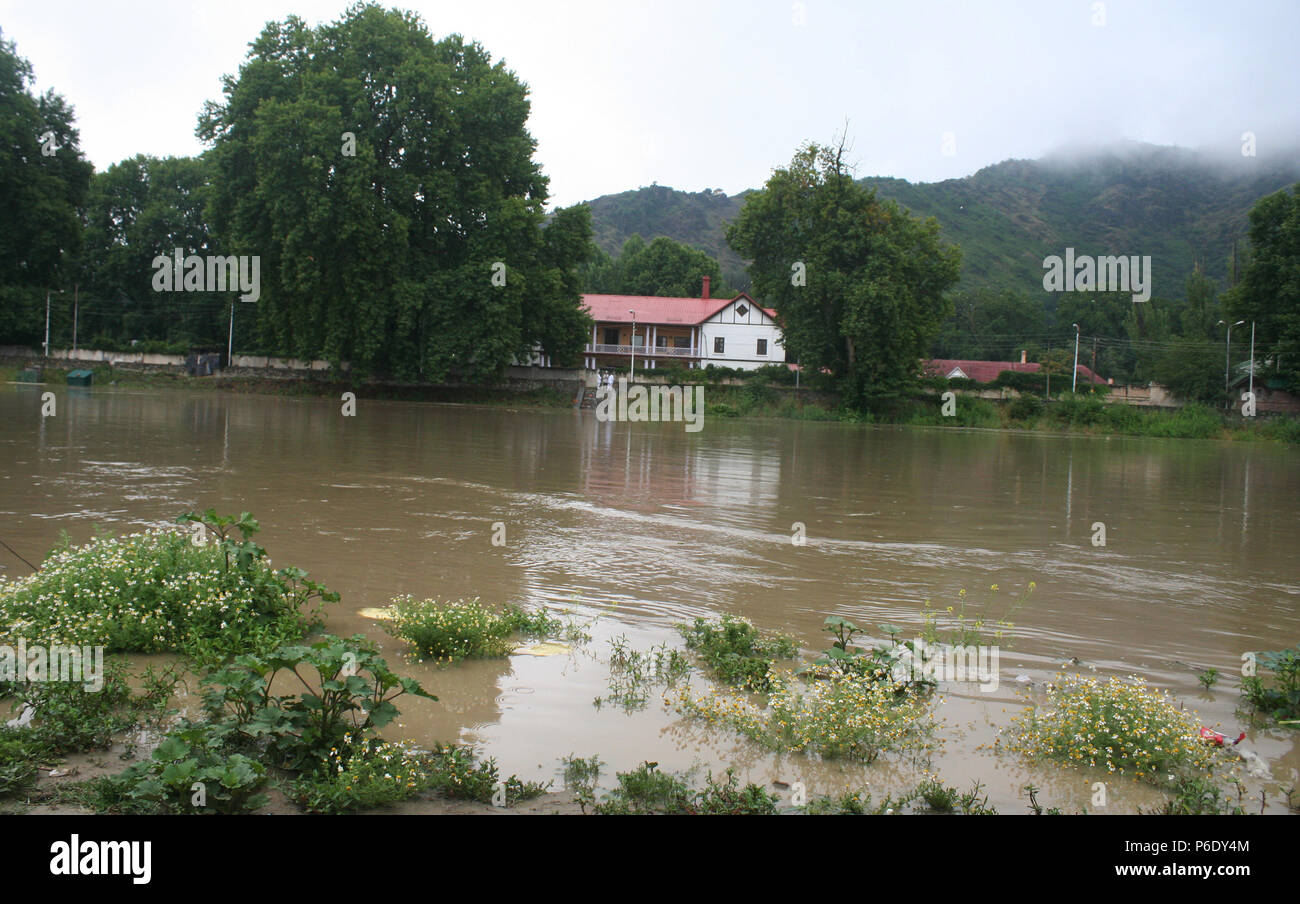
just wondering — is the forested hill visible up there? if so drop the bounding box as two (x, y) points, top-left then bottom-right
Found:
(582, 143), (1300, 299)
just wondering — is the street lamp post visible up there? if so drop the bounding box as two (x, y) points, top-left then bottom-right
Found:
(44, 288), (64, 357)
(1071, 323), (1080, 393)
(628, 309), (636, 381)
(1248, 321), (1256, 400)
(1219, 320), (1244, 389)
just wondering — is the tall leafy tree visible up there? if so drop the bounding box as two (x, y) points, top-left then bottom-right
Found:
(75, 154), (224, 347)
(728, 142), (961, 406)
(198, 3), (590, 379)
(1226, 183), (1300, 391)
(0, 29), (92, 344)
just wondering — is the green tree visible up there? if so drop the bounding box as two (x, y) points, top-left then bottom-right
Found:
(1151, 336), (1226, 404)
(198, 3), (591, 379)
(74, 154), (225, 347)
(0, 29), (93, 345)
(584, 234), (732, 298)
(932, 288), (1046, 360)
(728, 141), (961, 406)
(1226, 183), (1300, 391)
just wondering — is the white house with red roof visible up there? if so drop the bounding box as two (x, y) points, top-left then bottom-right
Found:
(581, 277), (785, 371)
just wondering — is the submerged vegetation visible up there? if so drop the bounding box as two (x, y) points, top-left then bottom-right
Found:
(679, 614), (798, 691)
(1241, 644), (1300, 725)
(1006, 673), (1224, 784)
(0, 504), (1283, 817)
(672, 666), (935, 763)
(385, 596), (561, 662)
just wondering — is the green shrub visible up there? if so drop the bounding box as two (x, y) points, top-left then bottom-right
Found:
(12, 660), (176, 755)
(200, 634), (435, 772)
(91, 727), (269, 814)
(1006, 394), (1043, 422)
(1241, 644), (1300, 724)
(1007, 673), (1222, 781)
(385, 596), (559, 661)
(679, 615), (797, 690)
(673, 667), (934, 763)
(0, 727), (46, 797)
(0, 514), (331, 665)
(287, 737), (443, 813)
(592, 762), (777, 815)
(1050, 394), (1106, 426)
(1145, 403), (1223, 439)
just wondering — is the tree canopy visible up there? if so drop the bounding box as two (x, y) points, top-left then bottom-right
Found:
(0, 29), (92, 345)
(197, 3), (591, 378)
(1227, 182), (1300, 392)
(728, 142), (962, 406)
(583, 234), (734, 298)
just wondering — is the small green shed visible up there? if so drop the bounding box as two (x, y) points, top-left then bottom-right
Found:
(15, 368), (40, 383)
(67, 369), (94, 387)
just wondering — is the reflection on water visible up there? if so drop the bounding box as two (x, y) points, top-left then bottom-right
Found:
(1, 385), (1297, 810)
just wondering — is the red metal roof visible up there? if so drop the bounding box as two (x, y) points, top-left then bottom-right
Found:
(582, 293), (774, 325)
(924, 358), (1107, 384)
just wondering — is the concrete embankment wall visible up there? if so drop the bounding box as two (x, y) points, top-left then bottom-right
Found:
(0, 347), (583, 396)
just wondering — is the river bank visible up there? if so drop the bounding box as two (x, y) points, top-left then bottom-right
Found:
(5, 359), (1298, 444)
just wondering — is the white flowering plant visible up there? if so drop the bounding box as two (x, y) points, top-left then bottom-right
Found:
(0, 514), (335, 665)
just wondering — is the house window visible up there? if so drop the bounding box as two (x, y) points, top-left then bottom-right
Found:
(757, 338), (767, 355)
(673, 336), (690, 348)
(736, 304), (749, 318)
(713, 337), (725, 354)
(656, 335), (667, 347)
(603, 328), (620, 345)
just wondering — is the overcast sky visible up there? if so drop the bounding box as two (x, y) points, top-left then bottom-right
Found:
(3, 0), (1297, 207)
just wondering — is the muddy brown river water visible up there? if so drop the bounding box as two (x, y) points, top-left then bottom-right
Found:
(2, 384), (1298, 812)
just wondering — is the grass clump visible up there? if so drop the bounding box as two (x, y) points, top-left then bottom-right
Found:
(1240, 644), (1300, 725)
(385, 596), (561, 662)
(800, 776), (996, 814)
(1007, 673), (1222, 782)
(598, 637), (690, 711)
(0, 660), (178, 801)
(672, 667), (934, 763)
(679, 615), (798, 691)
(590, 761), (778, 815)
(287, 739), (548, 814)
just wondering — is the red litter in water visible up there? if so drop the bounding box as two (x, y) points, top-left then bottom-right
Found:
(1198, 727), (1246, 747)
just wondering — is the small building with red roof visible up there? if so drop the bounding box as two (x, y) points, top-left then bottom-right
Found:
(924, 353), (1108, 385)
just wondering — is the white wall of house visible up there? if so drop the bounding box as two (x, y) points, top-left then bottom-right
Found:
(696, 299), (785, 370)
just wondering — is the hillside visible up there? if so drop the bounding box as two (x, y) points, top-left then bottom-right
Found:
(581, 142), (1300, 300)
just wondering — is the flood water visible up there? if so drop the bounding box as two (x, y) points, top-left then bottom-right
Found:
(2, 384), (1298, 812)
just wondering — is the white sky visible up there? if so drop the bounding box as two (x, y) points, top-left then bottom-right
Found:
(3, 0), (1297, 207)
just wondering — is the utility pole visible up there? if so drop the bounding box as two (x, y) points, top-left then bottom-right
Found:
(1072, 323), (1081, 393)
(227, 299), (235, 366)
(1219, 320), (1244, 389)
(1045, 342), (1051, 399)
(72, 284), (79, 352)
